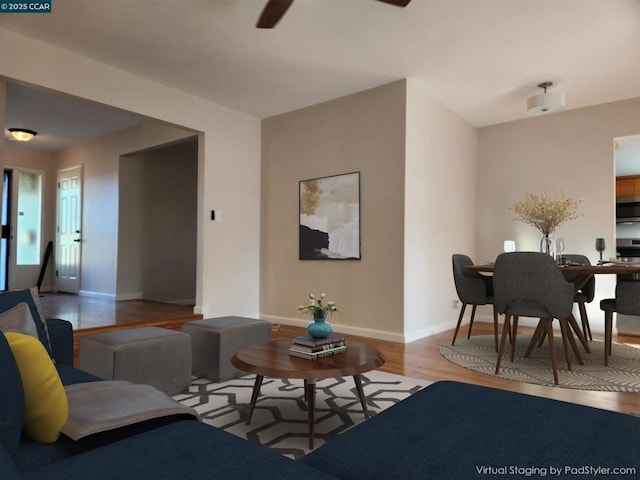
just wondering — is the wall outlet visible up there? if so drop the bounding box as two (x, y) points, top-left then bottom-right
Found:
(452, 300), (460, 309)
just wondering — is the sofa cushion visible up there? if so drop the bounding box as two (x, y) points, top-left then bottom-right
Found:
(56, 364), (103, 386)
(46, 319), (74, 366)
(300, 381), (640, 479)
(0, 288), (52, 356)
(0, 333), (24, 456)
(5, 333), (68, 444)
(20, 420), (338, 480)
(0, 445), (20, 480)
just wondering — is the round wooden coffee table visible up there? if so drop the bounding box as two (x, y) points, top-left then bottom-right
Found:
(231, 339), (386, 449)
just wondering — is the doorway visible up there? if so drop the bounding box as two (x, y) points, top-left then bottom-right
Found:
(55, 166), (83, 293)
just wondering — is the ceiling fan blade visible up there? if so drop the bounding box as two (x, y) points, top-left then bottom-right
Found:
(256, 0), (295, 29)
(375, 0), (412, 6)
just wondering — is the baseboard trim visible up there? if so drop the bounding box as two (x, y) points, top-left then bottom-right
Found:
(260, 314), (406, 343)
(115, 293), (143, 301)
(164, 298), (196, 306)
(79, 290), (116, 300)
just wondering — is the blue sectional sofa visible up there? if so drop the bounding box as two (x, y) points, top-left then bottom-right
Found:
(1, 324), (338, 480)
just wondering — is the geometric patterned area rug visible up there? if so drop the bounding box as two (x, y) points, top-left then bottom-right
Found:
(172, 370), (428, 459)
(440, 334), (640, 392)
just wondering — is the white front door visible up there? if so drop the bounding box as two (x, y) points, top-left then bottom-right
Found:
(56, 166), (82, 293)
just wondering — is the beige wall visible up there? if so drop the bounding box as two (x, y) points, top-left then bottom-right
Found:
(261, 82), (407, 339)
(260, 80), (478, 342)
(1, 28), (262, 317)
(477, 97), (640, 330)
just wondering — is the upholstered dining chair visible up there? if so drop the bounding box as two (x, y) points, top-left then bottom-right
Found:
(600, 281), (640, 366)
(451, 254), (499, 351)
(560, 254), (596, 341)
(493, 252), (580, 385)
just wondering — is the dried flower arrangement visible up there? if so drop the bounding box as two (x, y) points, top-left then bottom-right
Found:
(512, 191), (581, 234)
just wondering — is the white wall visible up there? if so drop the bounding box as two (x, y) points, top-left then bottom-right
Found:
(404, 79), (478, 341)
(0, 28), (262, 317)
(477, 97), (640, 330)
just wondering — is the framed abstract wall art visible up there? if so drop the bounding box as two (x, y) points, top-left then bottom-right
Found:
(299, 171), (361, 260)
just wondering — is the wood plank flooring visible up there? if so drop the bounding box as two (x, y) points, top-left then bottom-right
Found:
(40, 293), (640, 418)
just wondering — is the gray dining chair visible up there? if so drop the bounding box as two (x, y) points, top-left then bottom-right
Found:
(560, 254), (595, 341)
(451, 254), (499, 351)
(493, 252), (582, 385)
(600, 281), (640, 366)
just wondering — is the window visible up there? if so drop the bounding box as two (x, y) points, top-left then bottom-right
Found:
(16, 171), (42, 265)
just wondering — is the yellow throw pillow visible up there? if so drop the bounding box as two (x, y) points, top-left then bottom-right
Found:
(5, 332), (68, 443)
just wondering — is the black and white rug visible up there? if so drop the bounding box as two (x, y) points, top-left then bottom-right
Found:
(172, 370), (428, 458)
(441, 334), (640, 392)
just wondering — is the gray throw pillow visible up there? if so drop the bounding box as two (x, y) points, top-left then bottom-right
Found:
(0, 302), (38, 339)
(0, 287), (53, 356)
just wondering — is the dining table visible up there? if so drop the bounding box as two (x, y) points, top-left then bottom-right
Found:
(468, 262), (640, 291)
(467, 260), (640, 366)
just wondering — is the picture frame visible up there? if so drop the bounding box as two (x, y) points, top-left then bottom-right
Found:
(299, 171), (361, 260)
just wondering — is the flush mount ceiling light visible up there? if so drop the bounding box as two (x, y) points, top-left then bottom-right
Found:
(526, 81), (565, 115)
(8, 128), (38, 142)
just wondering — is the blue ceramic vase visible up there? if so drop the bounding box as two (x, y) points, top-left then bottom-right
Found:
(307, 317), (333, 339)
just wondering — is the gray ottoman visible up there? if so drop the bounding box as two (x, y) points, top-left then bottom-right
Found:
(181, 316), (272, 381)
(78, 327), (192, 394)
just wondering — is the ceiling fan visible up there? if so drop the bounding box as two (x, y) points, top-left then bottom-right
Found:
(256, 0), (412, 29)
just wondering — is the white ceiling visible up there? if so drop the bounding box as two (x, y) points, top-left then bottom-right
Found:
(4, 83), (143, 151)
(1, 0), (639, 150)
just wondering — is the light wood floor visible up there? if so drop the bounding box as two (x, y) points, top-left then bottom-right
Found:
(41, 293), (640, 418)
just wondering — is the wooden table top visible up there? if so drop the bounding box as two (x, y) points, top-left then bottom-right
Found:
(468, 263), (640, 275)
(231, 339), (386, 380)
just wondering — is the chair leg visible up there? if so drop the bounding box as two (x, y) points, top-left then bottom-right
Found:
(544, 319), (559, 385)
(558, 319), (572, 371)
(604, 311), (613, 367)
(495, 314), (512, 375)
(509, 316), (519, 362)
(525, 320), (546, 358)
(492, 305), (499, 352)
(578, 301), (593, 341)
(537, 319), (546, 347)
(565, 323), (584, 365)
(451, 303), (467, 346)
(466, 305), (477, 339)
(567, 313), (591, 354)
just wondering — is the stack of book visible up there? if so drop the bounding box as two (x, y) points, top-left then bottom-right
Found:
(289, 333), (346, 360)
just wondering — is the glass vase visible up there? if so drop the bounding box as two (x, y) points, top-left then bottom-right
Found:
(540, 232), (556, 259)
